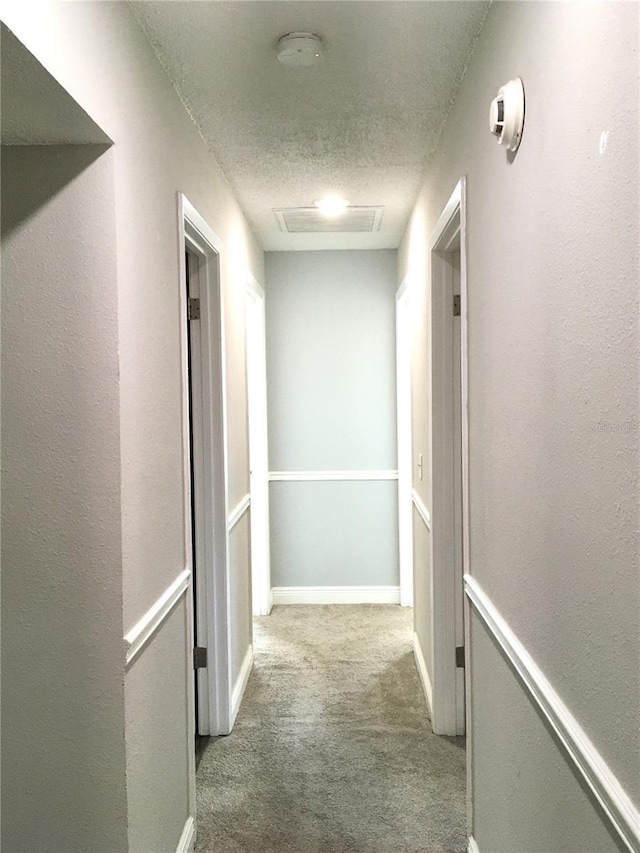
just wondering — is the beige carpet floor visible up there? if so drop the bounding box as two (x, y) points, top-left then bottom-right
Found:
(195, 605), (466, 852)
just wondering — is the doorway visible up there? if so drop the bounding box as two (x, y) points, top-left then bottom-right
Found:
(429, 178), (469, 738)
(179, 196), (232, 748)
(184, 247), (208, 764)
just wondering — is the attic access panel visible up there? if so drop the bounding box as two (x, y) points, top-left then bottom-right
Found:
(274, 206), (384, 233)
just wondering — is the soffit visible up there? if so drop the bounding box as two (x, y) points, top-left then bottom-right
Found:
(1, 24), (111, 146)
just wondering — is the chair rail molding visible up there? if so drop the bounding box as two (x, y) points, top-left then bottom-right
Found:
(465, 574), (640, 853)
(411, 488), (432, 531)
(227, 493), (251, 532)
(124, 568), (190, 668)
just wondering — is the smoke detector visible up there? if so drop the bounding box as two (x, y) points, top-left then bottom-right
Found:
(277, 32), (323, 67)
(489, 78), (525, 152)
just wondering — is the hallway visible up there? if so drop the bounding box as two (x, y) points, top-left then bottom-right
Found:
(2, 3), (638, 852)
(195, 607), (466, 853)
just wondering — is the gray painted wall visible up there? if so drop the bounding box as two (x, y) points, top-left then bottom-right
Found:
(124, 599), (191, 853)
(1, 5), (263, 850)
(400, 2), (639, 849)
(2, 145), (128, 853)
(265, 250), (399, 588)
(270, 481), (399, 587)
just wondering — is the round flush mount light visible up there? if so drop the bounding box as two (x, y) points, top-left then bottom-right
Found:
(315, 195), (349, 217)
(489, 77), (525, 152)
(277, 32), (323, 67)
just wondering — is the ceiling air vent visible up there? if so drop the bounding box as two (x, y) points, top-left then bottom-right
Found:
(274, 206), (384, 234)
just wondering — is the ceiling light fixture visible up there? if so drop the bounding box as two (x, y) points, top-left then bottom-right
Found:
(315, 195), (349, 217)
(277, 32), (323, 67)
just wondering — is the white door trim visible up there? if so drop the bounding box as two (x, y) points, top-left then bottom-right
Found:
(245, 273), (272, 616)
(396, 273), (414, 607)
(179, 194), (232, 751)
(429, 178), (468, 737)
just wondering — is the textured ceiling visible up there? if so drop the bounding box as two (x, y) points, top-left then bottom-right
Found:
(131, 1), (490, 251)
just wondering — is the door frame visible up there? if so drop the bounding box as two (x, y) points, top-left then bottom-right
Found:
(245, 273), (272, 616)
(428, 177), (470, 739)
(178, 194), (232, 739)
(396, 274), (414, 607)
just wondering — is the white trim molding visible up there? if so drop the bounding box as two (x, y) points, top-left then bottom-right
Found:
(396, 275), (414, 608)
(228, 493), (251, 532)
(124, 568), (190, 668)
(246, 274), (271, 618)
(465, 575), (640, 853)
(413, 631), (434, 716)
(466, 837), (480, 853)
(269, 470), (398, 482)
(175, 815), (196, 853)
(230, 644), (253, 729)
(411, 489), (432, 531)
(428, 177), (468, 740)
(180, 193), (231, 745)
(272, 585), (401, 605)
(430, 178), (463, 251)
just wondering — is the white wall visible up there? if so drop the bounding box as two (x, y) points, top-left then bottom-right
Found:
(265, 250), (399, 591)
(1, 3), (263, 850)
(400, 3), (639, 850)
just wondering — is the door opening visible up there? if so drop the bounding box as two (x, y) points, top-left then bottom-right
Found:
(185, 248), (209, 766)
(179, 196), (232, 757)
(429, 178), (469, 742)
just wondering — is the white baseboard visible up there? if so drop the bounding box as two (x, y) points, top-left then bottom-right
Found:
(465, 575), (640, 853)
(229, 644), (253, 729)
(467, 837), (480, 853)
(272, 585), (401, 605)
(176, 815), (196, 853)
(413, 631), (433, 716)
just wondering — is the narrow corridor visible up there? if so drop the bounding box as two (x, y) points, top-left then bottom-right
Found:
(195, 607), (466, 852)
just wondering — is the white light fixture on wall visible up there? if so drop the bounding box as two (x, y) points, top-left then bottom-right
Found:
(489, 77), (525, 152)
(315, 195), (349, 217)
(277, 32), (323, 67)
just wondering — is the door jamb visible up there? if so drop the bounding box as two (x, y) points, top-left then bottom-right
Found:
(245, 273), (272, 617)
(178, 194), (232, 742)
(396, 274), (414, 607)
(428, 177), (470, 741)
